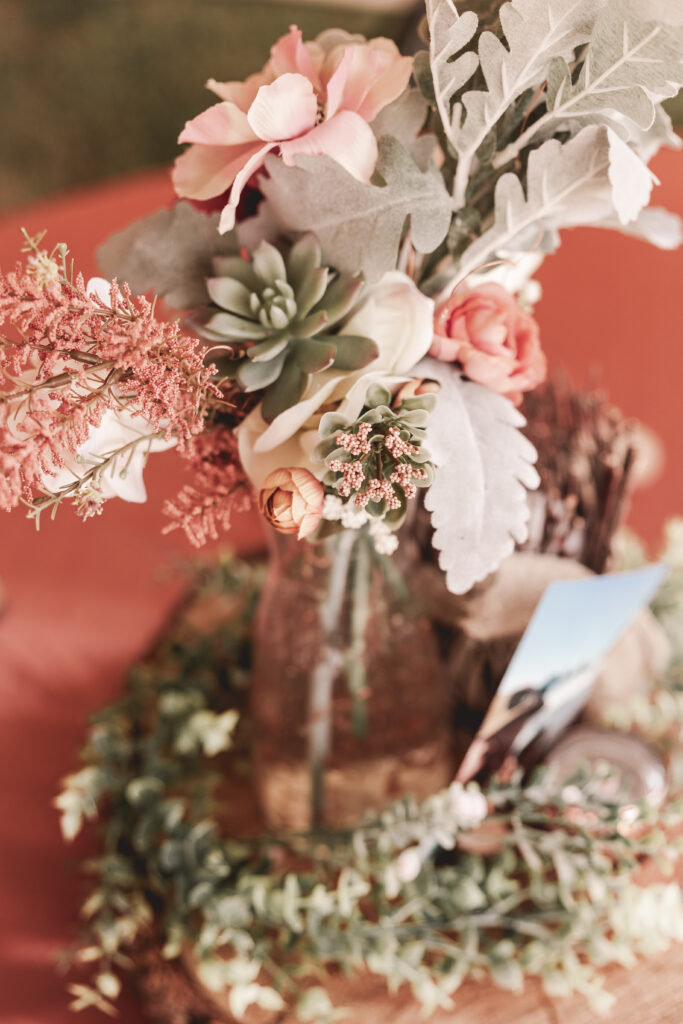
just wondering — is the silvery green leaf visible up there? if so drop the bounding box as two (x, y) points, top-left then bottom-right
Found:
(495, 3), (683, 166)
(260, 138), (451, 284)
(606, 129), (658, 225)
(419, 359), (539, 595)
(596, 207), (683, 250)
(458, 125), (654, 278)
(98, 202), (238, 309)
(371, 88), (437, 174)
(371, 88), (429, 149)
(450, 0), (606, 206)
(613, 104), (682, 165)
(545, 6), (683, 132)
(425, 0), (479, 148)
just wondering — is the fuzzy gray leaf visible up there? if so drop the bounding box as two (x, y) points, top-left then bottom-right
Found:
(98, 202), (238, 309)
(451, 0), (606, 206)
(494, 4), (683, 167)
(419, 358), (539, 595)
(596, 207), (683, 250)
(458, 125), (654, 278)
(545, 7), (683, 134)
(372, 89), (436, 173)
(425, 0), (479, 151)
(260, 138), (451, 284)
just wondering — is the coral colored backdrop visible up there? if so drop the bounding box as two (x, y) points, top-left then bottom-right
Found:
(0, 150), (681, 1024)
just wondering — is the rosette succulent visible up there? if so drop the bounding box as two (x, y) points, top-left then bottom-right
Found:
(197, 235), (378, 423)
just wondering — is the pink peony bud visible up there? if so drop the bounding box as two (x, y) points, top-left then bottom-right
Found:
(258, 467), (324, 539)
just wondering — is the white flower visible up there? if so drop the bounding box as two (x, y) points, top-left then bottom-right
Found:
(43, 278), (176, 504)
(448, 786), (488, 828)
(322, 495), (400, 554)
(368, 517), (399, 555)
(237, 271), (434, 488)
(44, 405), (176, 504)
(395, 846), (424, 883)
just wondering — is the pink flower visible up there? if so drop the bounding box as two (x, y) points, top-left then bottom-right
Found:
(430, 283), (547, 405)
(258, 466), (324, 539)
(172, 25), (413, 234)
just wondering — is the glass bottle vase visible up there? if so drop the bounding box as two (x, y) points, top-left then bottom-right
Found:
(250, 528), (454, 830)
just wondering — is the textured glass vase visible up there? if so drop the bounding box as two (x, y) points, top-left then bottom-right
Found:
(251, 528), (454, 830)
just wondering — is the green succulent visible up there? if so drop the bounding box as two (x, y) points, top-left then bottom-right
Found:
(197, 234), (378, 423)
(314, 382), (436, 526)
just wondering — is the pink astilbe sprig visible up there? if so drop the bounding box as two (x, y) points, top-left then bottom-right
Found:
(162, 428), (254, 547)
(0, 238), (222, 514)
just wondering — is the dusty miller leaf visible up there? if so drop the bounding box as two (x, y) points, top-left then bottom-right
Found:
(450, 0), (606, 205)
(98, 202), (238, 309)
(425, 0), (479, 152)
(372, 88), (435, 173)
(371, 88), (429, 148)
(259, 138), (451, 284)
(458, 125), (654, 278)
(418, 358), (539, 595)
(544, 5), (683, 137)
(595, 208), (683, 251)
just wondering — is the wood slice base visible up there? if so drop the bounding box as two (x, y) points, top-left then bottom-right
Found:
(133, 919), (683, 1024)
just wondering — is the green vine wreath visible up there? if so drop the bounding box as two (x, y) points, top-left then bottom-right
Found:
(57, 530), (683, 1023)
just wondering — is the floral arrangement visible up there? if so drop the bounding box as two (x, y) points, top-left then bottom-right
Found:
(5, 3), (683, 1019)
(57, 525), (683, 1021)
(2, 0), (681, 596)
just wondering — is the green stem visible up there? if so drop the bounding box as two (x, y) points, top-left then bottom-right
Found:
(309, 530), (356, 827)
(346, 534), (371, 738)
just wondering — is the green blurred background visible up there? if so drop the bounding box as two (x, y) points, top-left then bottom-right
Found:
(1, 0), (681, 215)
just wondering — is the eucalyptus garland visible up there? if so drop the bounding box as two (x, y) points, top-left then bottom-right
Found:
(58, 534), (683, 1023)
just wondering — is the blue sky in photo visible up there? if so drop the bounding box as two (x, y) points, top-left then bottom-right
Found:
(499, 564), (668, 696)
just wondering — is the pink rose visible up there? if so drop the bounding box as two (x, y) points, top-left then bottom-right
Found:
(430, 283), (547, 405)
(172, 25), (413, 234)
(258, 467), (324, 539)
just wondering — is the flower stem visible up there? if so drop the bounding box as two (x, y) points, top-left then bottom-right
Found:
(309, 530), (356, 826)
(347, 534), (371, 739)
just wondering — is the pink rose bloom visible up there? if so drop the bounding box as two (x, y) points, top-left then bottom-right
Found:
(172, 25), (413, 234)
(430, 283), (547, 405)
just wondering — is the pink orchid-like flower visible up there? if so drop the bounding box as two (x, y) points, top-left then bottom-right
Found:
(430, 283), (547, 405)
(172, 25), (413, 234)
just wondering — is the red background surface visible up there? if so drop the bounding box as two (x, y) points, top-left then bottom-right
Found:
(0, 150), (681, 1023)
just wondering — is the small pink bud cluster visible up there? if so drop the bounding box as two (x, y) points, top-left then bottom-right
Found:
(335, 422), (372, 456)
(327, 422), (428, 511)
(355, 478), (401, 510)
(390, 461), (427, 500)
(328, 458), (366, 497)
(384, 426), (419, 459)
